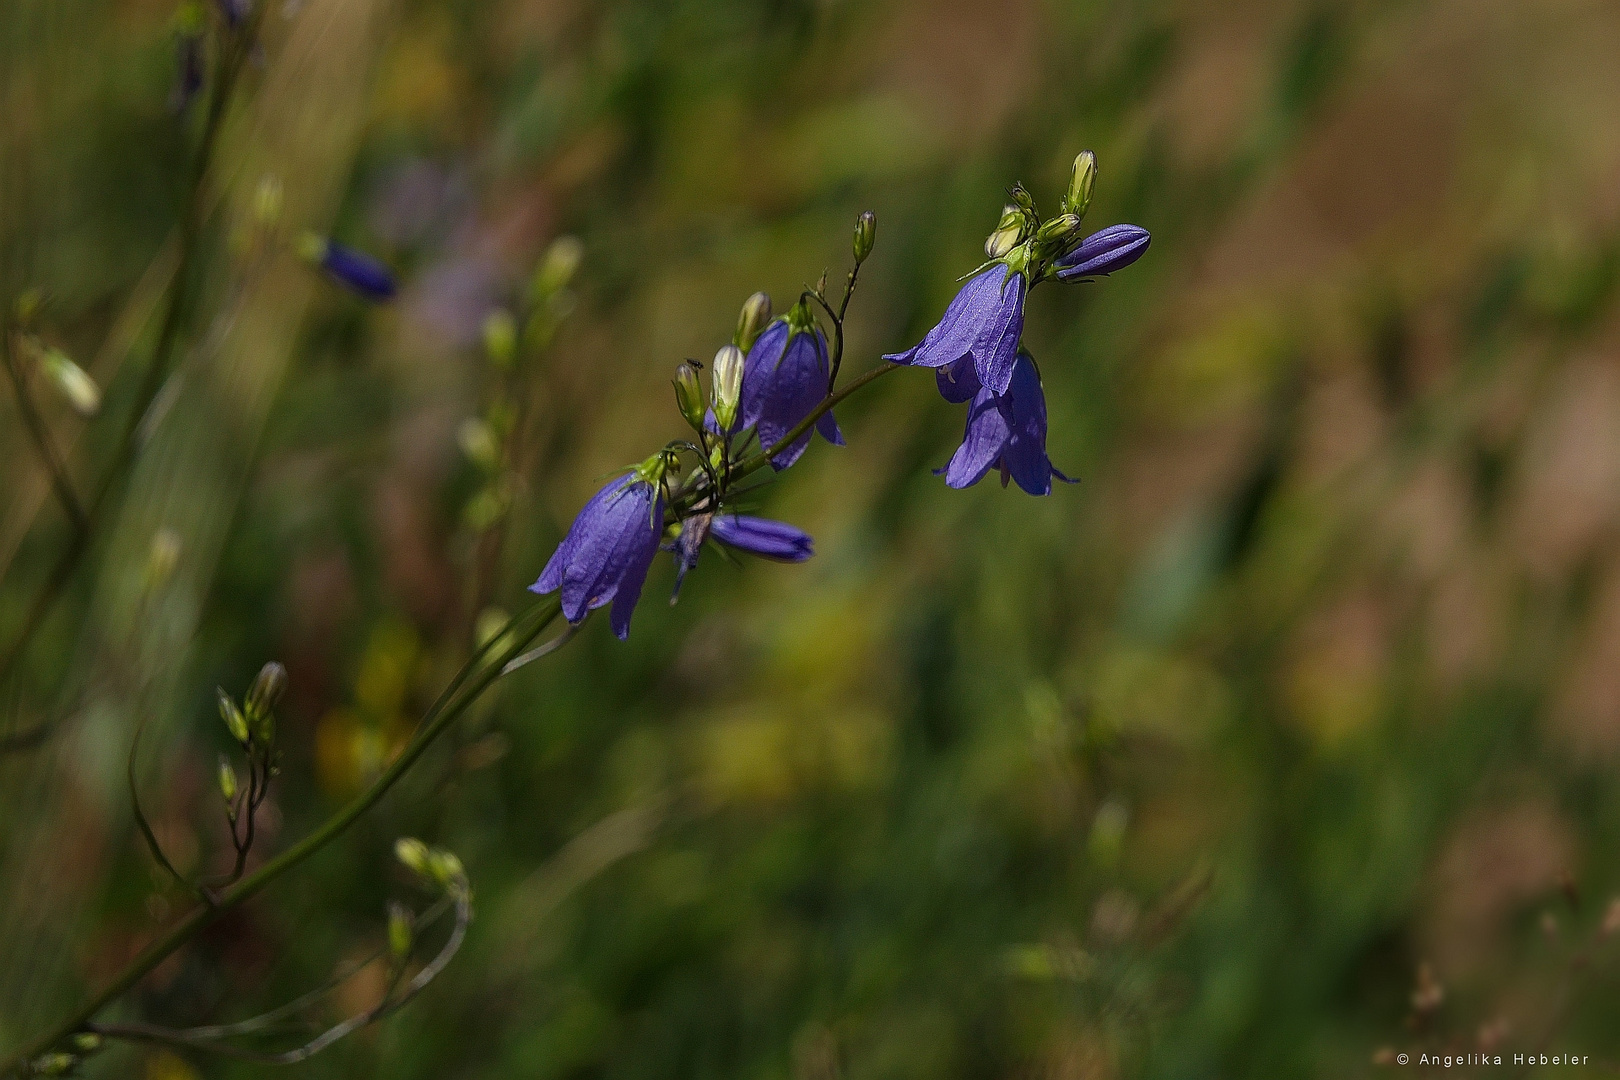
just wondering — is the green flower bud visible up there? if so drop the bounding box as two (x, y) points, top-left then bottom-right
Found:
(69, 1035), (100, 1056)
(253, 175), (284, 231)
(395, 837), (432, 878)
(1062, 151), (1097, 219)
(853, 210), (877, 264)
(734, 291), (772, 353)
(985, 205), (1026, 260)
(1033, 213), (1083, 260)
(457, 417), (500, 471)
(428, 848), (467, 893)
(245, 662), (287, 730)
(218, 688), (249, 745)
(32, 1053), (75, 1077)
(532, 236), (583, 299)
(482, 309), (517, 369)
(218, 755), (239, 807)
(1008, 183), (1038, 219)
(711, 344), (745, 433)
(672, 361), (705, 433)
(387, 901), (413, 960)
(37, 345), (101, 418)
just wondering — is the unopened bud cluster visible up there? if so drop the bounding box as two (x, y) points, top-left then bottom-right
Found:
(395, 836), (469, 898)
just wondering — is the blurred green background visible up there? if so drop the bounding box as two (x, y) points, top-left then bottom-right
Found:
(6, 0), (1620, 1076)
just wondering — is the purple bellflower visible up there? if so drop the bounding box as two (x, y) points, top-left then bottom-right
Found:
(666, 512), (814, 600)
(884, 260), (1027, 397)
(299, 234), (397, 301)
(1054, 224), (1151, 281)
(738, 301), (844, 471)
(531, 461), (666, 639)
(940, 350), (1075, 496)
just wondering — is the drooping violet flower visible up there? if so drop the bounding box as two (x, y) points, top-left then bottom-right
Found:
(298, 234), (397, 301)
(665, 512), (814, 603)
(1054, 224), (1151, 281)
(738, 301), (844, 471)
(531, 463), (666, 639)
(711, 515), (814, 562)
(939, 350), (1075, 496)
(884, 259), (1026, 397)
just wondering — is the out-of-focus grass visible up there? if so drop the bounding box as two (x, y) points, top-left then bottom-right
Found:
(5, 0), (1620, 1077)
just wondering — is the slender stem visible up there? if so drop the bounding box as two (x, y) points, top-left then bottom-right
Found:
(127, 711), (211, 905)
(0, 3), (265, 695)
(0, 599), (564, 1076)
(1, 331), (88, 535)
(729, 360), (898, 487)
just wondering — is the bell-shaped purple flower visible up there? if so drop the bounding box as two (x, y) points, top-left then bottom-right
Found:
(1054, 224), (1150, 281)
(939, 351), (1075, 496)
(299, 234), (397, 301)
(884, 262), (1026, 397)
(739, 310), (844, 471)
(711, 515), (814, 562)
(531, 471), (664, 639)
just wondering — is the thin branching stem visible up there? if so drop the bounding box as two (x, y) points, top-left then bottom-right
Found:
(0, 598), (563, 1076)
(1, 331), (89, 535)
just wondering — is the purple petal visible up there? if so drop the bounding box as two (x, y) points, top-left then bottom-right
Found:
(530, 474), (663, 636)
(754, 327), (838, 470)
(935, 354), (981, 403)
(1055, 224), (1151, 281)
(943, 386), (1011, 489)
(883, 266), (1011, 372)
(711, 515), (814, 562)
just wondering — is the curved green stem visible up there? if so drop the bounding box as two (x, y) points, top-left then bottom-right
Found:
(0, 598), (564, 1076)
(729, 360), (899, 485)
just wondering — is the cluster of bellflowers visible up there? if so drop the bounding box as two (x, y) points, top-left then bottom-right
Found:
(534, 152), (1149, 641)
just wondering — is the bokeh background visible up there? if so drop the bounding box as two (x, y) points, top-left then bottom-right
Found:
(5, 0), (1620, 1076)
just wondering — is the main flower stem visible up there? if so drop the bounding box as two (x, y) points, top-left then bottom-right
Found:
(0, 599), (563, 1076)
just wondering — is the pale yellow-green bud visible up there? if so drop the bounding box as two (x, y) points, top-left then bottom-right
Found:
(395, 837), (432, 878)
(428, 848), (467, 894)
(532, 236), (583, 299)
(253, 175), (284, 231)
(853, 210), (877, 264)
(672, 361), (705, 433)
(245, 661), (287, 733)
(142, 528), (182, 595)
(387, 901), (413, 960)
(1062, 151), (1097, 219)
(734, 291), (772, 353)
(218, 755), (239, 806)
(457, 417), (500, 471)
(711, 344), (745, 433)
(32, 1053), (75, 1077)
(985, 205), (1025, 260)
(70, 1034), (101, 1055)
(38, 346), (101, 417)
(1033, 213), (1083, 260)
(218, 688), (250, 745)
(482, 309), (517, 369)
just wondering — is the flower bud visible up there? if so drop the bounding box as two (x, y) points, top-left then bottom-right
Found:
(142, 529), (182, 595)
(532, 236), (583, 299)
(218, 688), (249, 745)
(672, 361), (705, 433)
(985, 205), (1025, 260)
(253, 175), (283, 231)
(37, 346), (101, 417)
(1008, 183), (1038, 219)
(395, 837), (432, 878)
(1062, 151), (1097, 219)
(457, 417), (499, 471)
(298, 234), (397, 301)
(245, 661), (287, 726)
(70, 1035), (101, 1056)
(32, 1053), (75, 1077)
(218, 755), (239, 806)
(387, 901), (413, 961)
(482, 310), (517, 369)
(853, 211), (877, 264)
(734, 291), (772, 352)
(429, 849), (467, 892)
(711, 344), (745, 434)
(1033, 213), (1083, 260)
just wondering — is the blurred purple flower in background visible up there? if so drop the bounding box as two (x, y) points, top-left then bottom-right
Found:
(299, 235), (397, 301)
(532, 470), (665, 639)
(940, 350), (1074, 496)
(886, 262), (1026, 397)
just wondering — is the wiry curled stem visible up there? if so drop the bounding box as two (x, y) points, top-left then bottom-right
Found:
(0, 598), (563, 1077)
